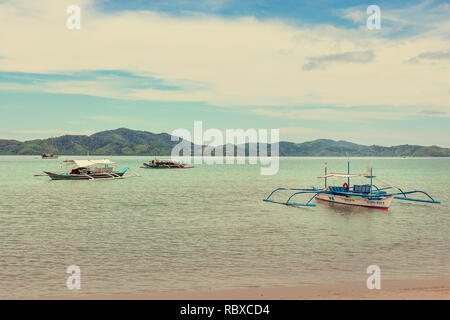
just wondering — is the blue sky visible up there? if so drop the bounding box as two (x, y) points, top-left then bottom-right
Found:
(95, 0), (442, 25)
(95, 0), (450, 37)
(0, 0), (449, 146)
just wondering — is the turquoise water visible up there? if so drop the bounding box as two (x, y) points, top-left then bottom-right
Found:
(0, 156), (449, 298)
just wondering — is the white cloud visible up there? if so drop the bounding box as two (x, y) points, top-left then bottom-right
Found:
(6, 129), (95, 139)
(342, 10), (364, 24)
(279, 126), (320, 136)
(0, 0), (449, 109)
(89, 116), (125, 123)
(407, 51), (450, 63)
(302, 50), (375, 70)
(279, 126), (450, 147)
(252, 106), (450, 122)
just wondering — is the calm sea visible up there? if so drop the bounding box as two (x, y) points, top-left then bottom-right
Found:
(0, 156), (449, 298)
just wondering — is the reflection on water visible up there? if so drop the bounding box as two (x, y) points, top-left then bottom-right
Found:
(0, 156), (448, 298)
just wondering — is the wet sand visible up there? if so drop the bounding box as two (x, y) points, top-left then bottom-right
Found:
(37, 278), (450, 300)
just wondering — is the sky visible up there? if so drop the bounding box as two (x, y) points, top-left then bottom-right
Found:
(0, 0), (449, 146)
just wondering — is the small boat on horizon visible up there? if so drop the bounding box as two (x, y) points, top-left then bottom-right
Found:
(263, 161), (440, 210)
(41, 137), (59, 159)
(41, 153), (58, 159)
(140, 159), (193, 169)
(37, 159), (135, 180)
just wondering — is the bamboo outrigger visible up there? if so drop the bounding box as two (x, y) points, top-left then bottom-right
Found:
(263, 161), (440, 210)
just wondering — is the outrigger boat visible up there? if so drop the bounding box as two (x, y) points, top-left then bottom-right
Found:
(37, 159), (138, 180)
(140, 159), (193, 169)
(263, 161), (440, 210)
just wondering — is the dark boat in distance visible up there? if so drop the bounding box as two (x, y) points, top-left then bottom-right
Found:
(141, 159), (193, 169)
(41, 153), (58, 159)
(41, 137), (59, 159)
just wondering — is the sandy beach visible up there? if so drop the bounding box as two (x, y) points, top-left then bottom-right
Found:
(37, 278), (450, 300)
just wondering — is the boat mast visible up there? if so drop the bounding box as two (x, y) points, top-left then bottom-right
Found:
(51, 136), (56, 155)
(347, 159), (350, 188)
(370, 167), (373, 194)
(324, 162), (327, 188)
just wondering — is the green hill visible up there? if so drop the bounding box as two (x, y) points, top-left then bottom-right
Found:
(0, 128), (448, 157)
(276, 141), (450, 157)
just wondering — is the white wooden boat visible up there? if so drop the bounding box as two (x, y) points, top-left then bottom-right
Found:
(264, 161), (440, 210)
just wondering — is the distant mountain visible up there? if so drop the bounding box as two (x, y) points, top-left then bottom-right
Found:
(0, 128), (449, 157)
(0, 128), (186, 156)
(0, 139), (22, 153)
(276, 141), (450, 157)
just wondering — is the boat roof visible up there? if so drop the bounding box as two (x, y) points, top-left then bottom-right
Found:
(152, 159), (182, 163)
(317, 173), (375, 179)
(64, 159), (114, 167)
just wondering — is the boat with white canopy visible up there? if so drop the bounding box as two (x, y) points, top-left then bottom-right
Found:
(38, 159), (138, 180)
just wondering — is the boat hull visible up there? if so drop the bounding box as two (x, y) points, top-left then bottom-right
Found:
(140, 166), (193, 169)
(315, 193), (394, 210)
(140, 163), (193, 169)
(44, 171), (125, 180)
